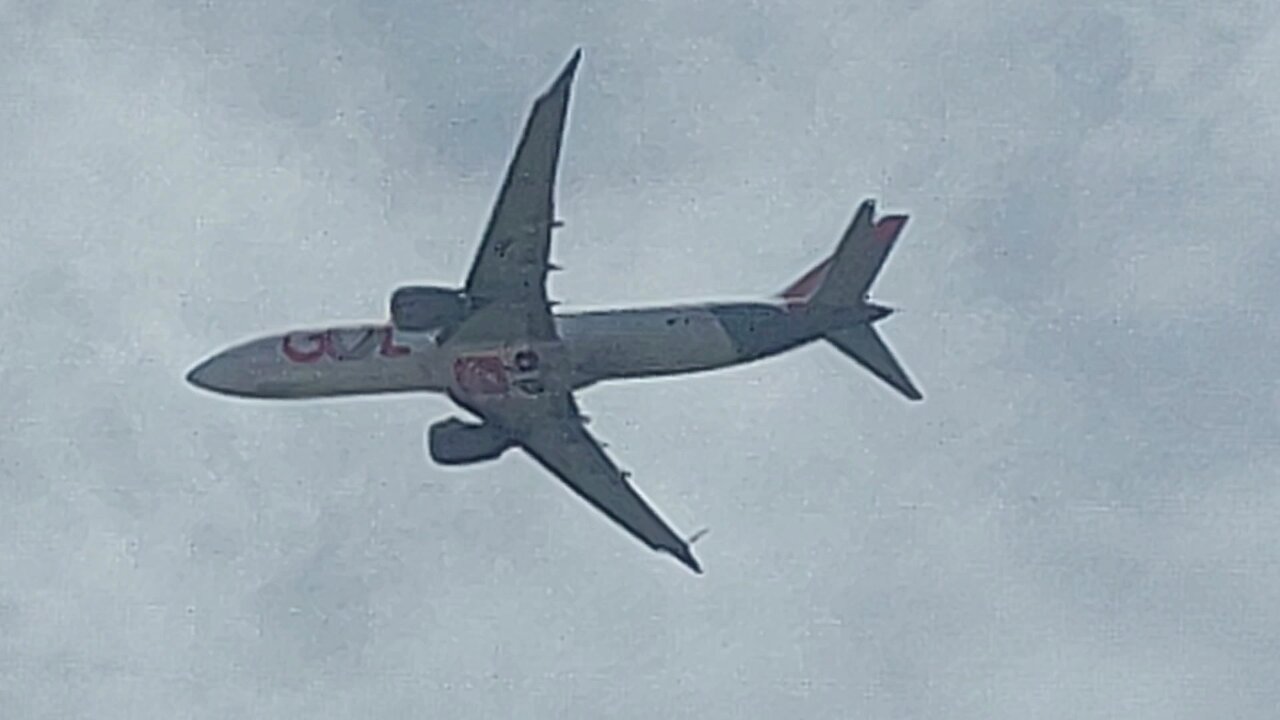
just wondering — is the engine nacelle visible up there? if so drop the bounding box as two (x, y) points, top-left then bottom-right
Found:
(427, 417), (515, 465)
(390, 285), (468, 332)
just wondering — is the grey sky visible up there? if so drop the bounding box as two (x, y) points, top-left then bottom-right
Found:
(2, 0), (1278, 717)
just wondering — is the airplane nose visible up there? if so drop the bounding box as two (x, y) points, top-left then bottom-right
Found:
(185, 354), (242, 395)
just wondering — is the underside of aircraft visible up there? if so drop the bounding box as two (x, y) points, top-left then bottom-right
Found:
(187, 49), (921, 574)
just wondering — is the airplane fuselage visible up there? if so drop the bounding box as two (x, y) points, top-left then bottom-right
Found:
(185, 300), (867, 401)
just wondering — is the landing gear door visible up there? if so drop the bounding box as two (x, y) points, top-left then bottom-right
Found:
(509, 346), (546, 397)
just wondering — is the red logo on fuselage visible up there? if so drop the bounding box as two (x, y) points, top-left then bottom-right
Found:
(281, 326), (410, 363)
(453, 355), (509, 395)
(450, 348), (544, 397)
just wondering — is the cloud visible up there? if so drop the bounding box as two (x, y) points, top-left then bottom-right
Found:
(2, 0), (1278, 717)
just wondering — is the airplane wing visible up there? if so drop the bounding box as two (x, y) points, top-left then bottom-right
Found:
(457, 49), (580, 343)
(518, 403), (703, 574)
(451, 387), (702, 573)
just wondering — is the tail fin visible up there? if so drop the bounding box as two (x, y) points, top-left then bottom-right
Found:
(777, 199), (922, 401)
(777, 200), (909, 308)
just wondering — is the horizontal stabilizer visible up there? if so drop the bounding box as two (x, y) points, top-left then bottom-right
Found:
(824, 325), (922, 401)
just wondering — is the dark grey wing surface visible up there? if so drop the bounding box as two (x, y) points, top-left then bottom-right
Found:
(446, 379), (702, 573)
(520, 417), (702, 574)
(510, 395), (701, 573)
(459, 49), (580, 345)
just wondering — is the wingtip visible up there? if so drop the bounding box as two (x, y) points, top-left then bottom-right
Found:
(560, 48), (583, 81)
(898, 378), (924, 401)
(670, 544), (703, 574)
(540, 49), (582, 98)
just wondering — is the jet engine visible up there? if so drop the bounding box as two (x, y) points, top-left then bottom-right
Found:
(390, 286), (468, 332)
(427, 417), (515, 465)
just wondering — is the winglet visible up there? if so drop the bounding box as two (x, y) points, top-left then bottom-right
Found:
(666, 528), (707, 574)
(670, 544), (703, 574)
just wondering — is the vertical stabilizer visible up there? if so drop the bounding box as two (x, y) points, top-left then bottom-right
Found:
(778, 200), (909, 307)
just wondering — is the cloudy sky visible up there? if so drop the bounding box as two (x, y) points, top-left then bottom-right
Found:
(2, 0), (1278, 717)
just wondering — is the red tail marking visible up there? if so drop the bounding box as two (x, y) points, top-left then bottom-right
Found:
(778, 215), (909, 307)
(779, 257), (833, 303)
(875, 215), (908, 243)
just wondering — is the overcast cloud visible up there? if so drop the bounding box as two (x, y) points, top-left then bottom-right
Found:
(2, 0), (1278, 717)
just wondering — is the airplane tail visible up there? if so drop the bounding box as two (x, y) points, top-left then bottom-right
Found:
(776, 199), (923, 401)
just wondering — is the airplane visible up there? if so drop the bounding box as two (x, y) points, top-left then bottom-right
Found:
(185, 49), (922, 574)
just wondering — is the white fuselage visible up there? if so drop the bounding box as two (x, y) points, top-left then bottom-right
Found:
(185, 302), (818, 401)
(558, 305), (743, 383)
